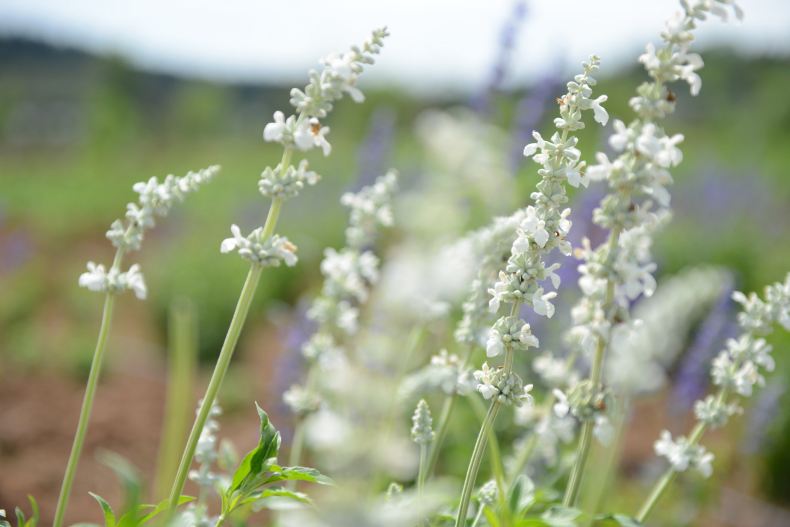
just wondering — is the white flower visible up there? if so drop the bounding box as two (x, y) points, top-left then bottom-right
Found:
(263, 110), (287, 142)
(486, 329), (505, 358)
(593, 414), (614, 445)
(532, 289), (557, 318)
(552, 389), (570, 418)
(79, 262), (108, 293)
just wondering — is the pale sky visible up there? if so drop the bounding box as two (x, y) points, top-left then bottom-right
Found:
(1, 0), (788, 93)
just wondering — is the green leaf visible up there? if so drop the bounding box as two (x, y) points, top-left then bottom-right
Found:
(508, 475), (536, 515)
(483, 506), (500, 527)
(229, 403), (281, 494)
(138, 496), (195, 524)
(249, 488), (313, 510)
(593, 514), (643, 527)
(541, 506), (582, 527)
(25, 496), (39, 527)
(98, 451), (142, 517)
(265, 466), (333, 486)
(89, 493), (116, 527)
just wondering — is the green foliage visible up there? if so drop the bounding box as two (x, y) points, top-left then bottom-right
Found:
(6, 496), (40, 527)
(219, 404), (332, 521)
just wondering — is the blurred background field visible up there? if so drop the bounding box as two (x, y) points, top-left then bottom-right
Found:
(2, 1), (790, 525)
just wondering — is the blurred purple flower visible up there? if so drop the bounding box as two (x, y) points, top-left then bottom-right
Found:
(353, 107), (396, 191)
(0, 228), (34, 274)
(272, 298), (316, 432)
(470, 0), (528, 117)
(742, 378), (786, 455)
(671, 273), (737, 413)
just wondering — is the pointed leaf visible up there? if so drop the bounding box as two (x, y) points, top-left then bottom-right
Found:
(138, 496), (195, 524)
(89, 493), (116, 527)
(264, 466), (333, 486)
(26, 496), (39, 527)
(229, 403), (281, 493)
(250, 488), (313, 512)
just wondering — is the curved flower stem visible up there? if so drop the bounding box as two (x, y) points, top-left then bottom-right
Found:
(470, 504), (486, 527)
(455, 399), (501, 527)
(635, 394), (719, 522)
(53, 289), (118, 527)
(563, 227), (621, 507)
(166, 263), (264, 511)
(455, 302), (520, 527)
(166, 192), (286, 514)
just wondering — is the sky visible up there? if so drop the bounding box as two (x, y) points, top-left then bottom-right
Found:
(1, 0), (788, 94)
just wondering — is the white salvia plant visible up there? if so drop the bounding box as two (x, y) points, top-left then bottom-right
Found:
(455, 56), (609, 527)
(55, 165), (219, 527)
(167, 28), (389, 515)
(637, 272), (789, 521)
(561, 0), (742, 507)
(284, 170), (398, 467)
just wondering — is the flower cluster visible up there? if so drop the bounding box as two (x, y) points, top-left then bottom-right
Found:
(220, 225), (298, 267)
(564, 2), (742, 435)
(79, 262), (147, 299)
(411, 399), (435, 445)
(654, 431), (713, 477)
(107, 165), (220, 253)
(485, 316), (539, 357)
(284, 171), (398, 417)
(400, 349), (476, 399)
(264, 28), (389, 156)
(474, 363), (534, 407)
(340, 169), (398, 248)
(652, 273), (790, 478)
(258, 160), (319, 201)
(79, 165), (219, 299)
(487, 56), (607, 327)
(454, 210), (526, 346)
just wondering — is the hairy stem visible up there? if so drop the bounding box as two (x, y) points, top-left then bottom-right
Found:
(166, 191), (286, 513)
(455, 400), (501, 527)
(418, 443), (429, 494)
(53, 289), (118, 527)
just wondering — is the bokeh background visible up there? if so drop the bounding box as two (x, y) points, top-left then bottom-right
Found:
(1, 0), (790, 525)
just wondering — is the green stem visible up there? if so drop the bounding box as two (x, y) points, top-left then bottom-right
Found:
(470, 504), (486, 527)
(635, 405), (712, 522)
(53, 289), (118, 527)
(418, 443), (429, 494)
(455, 302), (520, 527)
(165, 154), (288, 513)
(166, 263), (263, 511)
(455, 400), (501, 527)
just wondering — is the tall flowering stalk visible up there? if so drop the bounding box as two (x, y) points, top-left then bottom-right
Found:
(560, 0), (742, 506)
(637, 274), (790, 521)
(165, 28), (389, 513)
(455, 56), (609, 527)
(283, 170), (398, 468)
(54, 165), (219, 527)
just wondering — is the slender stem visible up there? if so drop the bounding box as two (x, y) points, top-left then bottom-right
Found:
(455, 302), (520, 527)
(470, 504), (486, 527)
(288, 415), (307, 468)
(455, 400), (501, 527)
(165, 154), (288, 513)
(166, 263), (263, 511)
(563, 227), (622, 507)
(418, 443), (429, 494)
(53, 290), (118, 527)
(635, 407), (712, 522)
